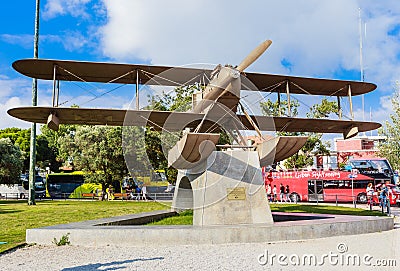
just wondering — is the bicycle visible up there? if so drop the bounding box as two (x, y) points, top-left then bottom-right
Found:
(366, 195), (374, 211)
(380, 197), (390, 214)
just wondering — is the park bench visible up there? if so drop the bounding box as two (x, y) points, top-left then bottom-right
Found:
(113, 193), (129, 200)
(81, 193), (96, 199)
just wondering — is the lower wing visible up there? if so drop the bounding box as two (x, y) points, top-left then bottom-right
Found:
(8, 106), (380, 138)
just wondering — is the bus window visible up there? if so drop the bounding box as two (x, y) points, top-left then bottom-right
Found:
(323, 180), (339, 189)
(353, 180), (370, 189)
(337, 181), (351, 188)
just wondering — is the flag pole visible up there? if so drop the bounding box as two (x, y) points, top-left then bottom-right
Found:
(28, 0), (40, 205)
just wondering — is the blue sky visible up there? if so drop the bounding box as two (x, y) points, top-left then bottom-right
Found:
(1, 0), (400, 136)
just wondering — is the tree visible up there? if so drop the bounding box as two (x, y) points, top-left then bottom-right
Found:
(306, 98), (339, 119)
(0, 128), (59, 173)
(260, 97), (338, 169)
(57, 126), (127, 197)
(378, 92), (400, 170)
(0, 128), (30, 171)
(0, 138), (23, 185)
(142, 84), (202, 183)
(260, 98), (299, 117)
(40, 124), (75, 172)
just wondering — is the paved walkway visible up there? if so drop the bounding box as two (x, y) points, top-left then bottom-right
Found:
(0, 228), (399, 271)
(1, 203), (398, 271)
(299, 202), (400, 226)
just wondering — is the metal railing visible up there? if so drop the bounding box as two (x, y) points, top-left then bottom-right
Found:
(0, 192), (45, 200)
(268, 193), (374, 205)
(45, 192), (175, 201)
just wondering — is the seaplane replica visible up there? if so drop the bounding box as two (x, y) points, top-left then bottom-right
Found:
(8, 40), (380, 170)
(9, 40), (382, 226)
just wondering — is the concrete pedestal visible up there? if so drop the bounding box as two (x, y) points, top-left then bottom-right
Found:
(171, 150), (273, 226)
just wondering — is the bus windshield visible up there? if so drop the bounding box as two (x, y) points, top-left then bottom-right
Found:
(348, 158), (394, 184)
(22, 176), (45, 191)
(349, 159), (391, 173)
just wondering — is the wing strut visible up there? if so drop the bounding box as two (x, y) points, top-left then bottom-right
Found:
(136, 69), (139, 110)
(51, 64), (59, 107)
(348, 85), (354, 120)
(238, 102), (264, 139)
(337, 96), (342, 120)
(286, 80), (291, 117)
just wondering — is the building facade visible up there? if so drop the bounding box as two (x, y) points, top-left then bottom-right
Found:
(315, 136), (386, 169)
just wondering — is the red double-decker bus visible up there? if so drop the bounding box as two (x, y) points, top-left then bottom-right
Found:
(263, 169), (379, 203)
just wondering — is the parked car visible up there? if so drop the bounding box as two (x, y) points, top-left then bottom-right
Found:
(372, 183), (400, 206)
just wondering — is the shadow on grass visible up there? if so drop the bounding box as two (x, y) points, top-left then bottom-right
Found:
(61, 258), (164, 271)
(0, 200), (26, 205)
(0, 209), (23, 214)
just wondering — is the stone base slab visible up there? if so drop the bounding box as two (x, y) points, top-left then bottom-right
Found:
(26, 210), (394, 246)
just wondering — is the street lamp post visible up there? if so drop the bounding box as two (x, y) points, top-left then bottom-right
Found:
(349, 169), (358, 208)
(28, 0), (40, 205)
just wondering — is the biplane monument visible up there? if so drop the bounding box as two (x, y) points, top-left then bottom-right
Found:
(8, 40), (381, 226)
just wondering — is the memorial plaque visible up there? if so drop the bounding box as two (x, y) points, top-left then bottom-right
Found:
(227, 187), (246, 200)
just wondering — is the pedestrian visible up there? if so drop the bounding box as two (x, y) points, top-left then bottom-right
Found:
(379, 183), (389, 213)
(285, 185), (291, 203)
(366, 183), (374, 206)
(272, 185), (277, 203)
(266, 184), (272, 202)
(141, 185), (147, 201)
(107, 184), (114, 201)
(279, 183), (285, 203)
(134, 185), (141, 201)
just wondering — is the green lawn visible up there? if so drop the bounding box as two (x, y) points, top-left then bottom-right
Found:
(0, 201), (387, 254)
(147, 210), (193, 225)
(0, 200), (168, 253)
(146, 204), (387, 226)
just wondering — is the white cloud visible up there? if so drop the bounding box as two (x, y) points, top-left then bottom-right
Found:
(0, 34), (34, 49)
(0, 78), (49, 129)
(5, 0), (400, 131)
(99, 0), (400, 88)
(61, 31), (92, 52)
(43, 0), (92, 20)
(9, 1), (392, 125)
(97, 0), (400, 136)
(0, 97), (32, 129)
(0, 77), (31, 99)
(1, 33), (92, 53)
(100, 1), (360, 72)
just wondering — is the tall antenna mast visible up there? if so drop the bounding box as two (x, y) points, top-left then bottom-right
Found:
(359, 8), (365, 123)
(358, 8), (368, 139)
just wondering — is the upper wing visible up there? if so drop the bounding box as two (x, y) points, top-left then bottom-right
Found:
(13, 59), (376, 96)
(239, 115), (381, 139)
(12, 59), (208, 87)
(8, 106), (380, 139)
(244, 73), (376, 96)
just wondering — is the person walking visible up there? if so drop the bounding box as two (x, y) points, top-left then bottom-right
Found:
(366, 183), (374, 208)
(141, 185), (147, 201)
(272, 185), (277, 203)
(285, 185), (291, 203)
(279, 183), (285, 203)
(106, 185), (114, 201)
(379, 183), (389, 213)
(266, 184), (272, 202)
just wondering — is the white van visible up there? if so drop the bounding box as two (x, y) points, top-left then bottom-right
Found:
(0, 175), (46, 199)
(0, 183), (27, 199)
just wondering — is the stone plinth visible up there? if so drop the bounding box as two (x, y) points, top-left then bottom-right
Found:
(171, 150), (273, 226)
